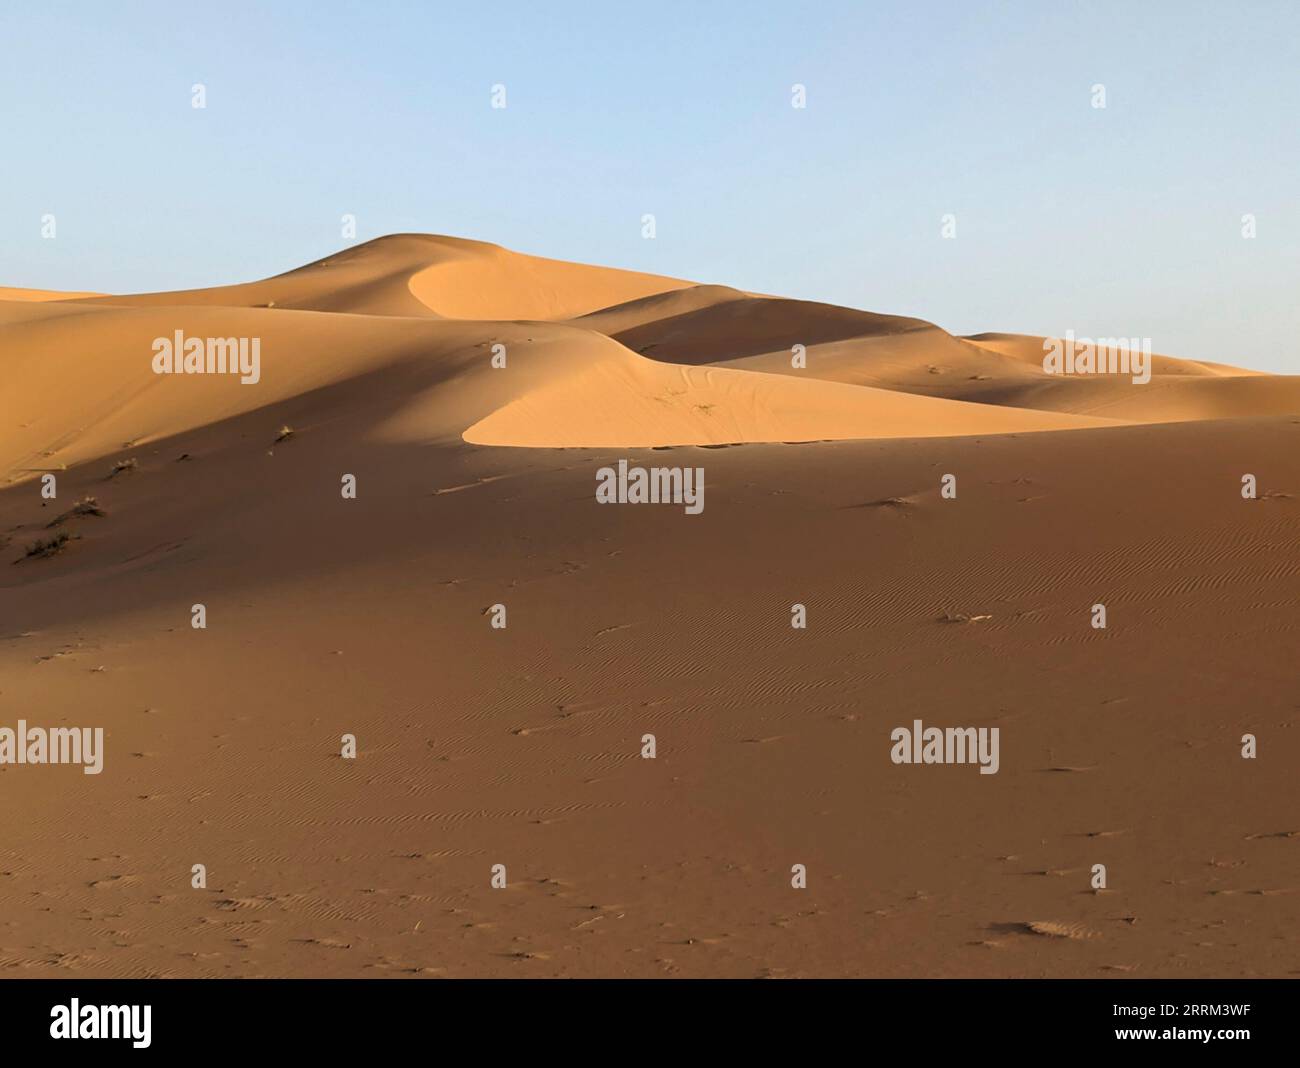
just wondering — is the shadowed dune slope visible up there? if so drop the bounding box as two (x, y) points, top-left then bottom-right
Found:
(590, 290), (934, 365)
(1, 409), (1297, 978)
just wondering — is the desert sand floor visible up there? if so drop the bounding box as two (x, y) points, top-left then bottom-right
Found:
(1, 236), (1297, 977)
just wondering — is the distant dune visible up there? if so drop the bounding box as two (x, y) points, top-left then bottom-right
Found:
(0, 285), (101, 302)
(1, 235), (1296, 979)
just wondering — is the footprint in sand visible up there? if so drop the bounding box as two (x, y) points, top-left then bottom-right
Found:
(88, 874), (139, 890)
(294, 937), (352, 950)
(996, 920), (1099, 941)
(1024, 921), (1098, 940)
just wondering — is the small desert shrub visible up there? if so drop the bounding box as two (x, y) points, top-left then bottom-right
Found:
(23, 532), (72, 559)
(47, 496), (106, 528)
(274, 425), (295, 443)
(109, 457), (138, 478)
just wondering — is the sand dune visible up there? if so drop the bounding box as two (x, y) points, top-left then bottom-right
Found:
(0, 300), (1113, 477)
(582, 287), (929, 361)
(2, 234), (1297, 979)
(963, 332), (1261, 378)
(456, 336), (1119, 448)
(405, 237), (692, 320)
(12, 234), (1290, 468)
(0, 286), (101, 302)
(77, 234), (691, 321)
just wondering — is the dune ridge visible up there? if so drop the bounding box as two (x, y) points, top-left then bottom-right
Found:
(5, 234), (1295, 476)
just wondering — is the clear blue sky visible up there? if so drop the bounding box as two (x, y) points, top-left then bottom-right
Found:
(2, 1), (1296, 371)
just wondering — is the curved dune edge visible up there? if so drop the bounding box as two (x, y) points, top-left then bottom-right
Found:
(405, 242), (690, 320)
(459, 354), (1123, 449)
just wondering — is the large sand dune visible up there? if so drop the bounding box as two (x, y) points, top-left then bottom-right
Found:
(1, 235), (1296, 978)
